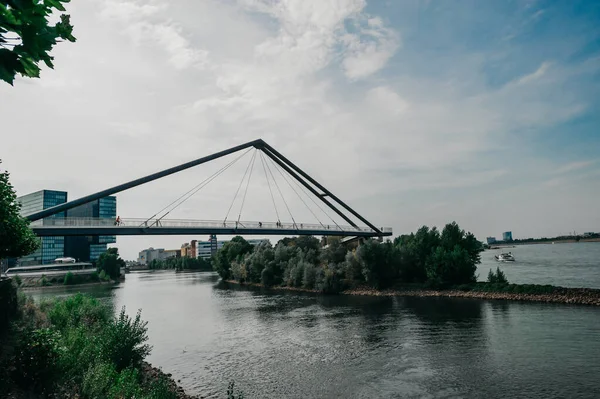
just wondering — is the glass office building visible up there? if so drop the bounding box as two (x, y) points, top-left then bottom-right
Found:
(16, 190), (117, 265)
(64, 196), (117, 261)
(18, 190), (68, 265)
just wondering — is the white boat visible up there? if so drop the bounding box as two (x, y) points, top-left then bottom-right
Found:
(495, 252), (515, 262)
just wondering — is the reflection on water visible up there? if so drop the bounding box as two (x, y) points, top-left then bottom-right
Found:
(30, 271), (600, 398)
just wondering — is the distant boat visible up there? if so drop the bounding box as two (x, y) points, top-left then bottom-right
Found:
(495, 252), (515, 262)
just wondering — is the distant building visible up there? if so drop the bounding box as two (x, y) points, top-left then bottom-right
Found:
(17, 190), (68, 265)
(502, 231), (513, 241)
(138, 248), (179, 265)
(195, 237), (269, 259)
(181, 240), (197, 258)
(16, 189), (116, 265)
(583, 232), (595, 237)
(486, 237), (497, 245)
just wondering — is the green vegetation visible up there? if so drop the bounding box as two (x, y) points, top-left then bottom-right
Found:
(39, 274), (50, 287)
(148, 256), (212, 271)
(3, 293), (179, 398)
(97, 247), (126, 280)
(0, 0), (76, 85)
(0, 160), (40, 259)
(487, 267), (508, 284)
(215, 222), (483, 293)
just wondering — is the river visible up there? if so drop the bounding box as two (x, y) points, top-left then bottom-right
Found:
(30, 243), (600, 398)
(478, 242), (600, 288)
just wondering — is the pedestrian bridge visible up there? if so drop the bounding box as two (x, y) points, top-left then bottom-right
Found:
(32, 217), (393, 238)
(27, 139), (393, 240)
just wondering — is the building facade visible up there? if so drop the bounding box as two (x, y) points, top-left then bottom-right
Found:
(502, 231), (513, 241)
(138, 248), (179, 265)
(64, 196), (117, 262)
(18, 190), (68, 265)
(16, 189), (116, 265)
(180, 240), (197, 258)
(486, 237), (497, 245)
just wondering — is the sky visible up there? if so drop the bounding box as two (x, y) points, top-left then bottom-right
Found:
(1, 0), (600, 260)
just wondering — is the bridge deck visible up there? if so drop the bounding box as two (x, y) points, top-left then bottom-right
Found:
(32, 218), (393, 238)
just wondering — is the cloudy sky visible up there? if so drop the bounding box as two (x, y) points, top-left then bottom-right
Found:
(2, 0), (599, 260)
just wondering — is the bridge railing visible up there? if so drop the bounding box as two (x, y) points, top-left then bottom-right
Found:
(37, 217), (392, 234)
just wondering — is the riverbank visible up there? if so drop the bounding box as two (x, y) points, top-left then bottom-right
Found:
(225, 280), (600, 306)
(141, 362), (203, 399)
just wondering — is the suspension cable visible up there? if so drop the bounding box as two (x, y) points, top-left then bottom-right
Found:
(283, 163), (343, 230)
(224, 148), (256, 223)
(142, 148), (253, 226)
(236, 150), (257, 223)
(264, 153), (325, 228)
(262, 151), (297, 227)
(259, 151), (281, 223)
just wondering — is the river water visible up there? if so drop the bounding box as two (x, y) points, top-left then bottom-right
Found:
(31, 243), (600, 398)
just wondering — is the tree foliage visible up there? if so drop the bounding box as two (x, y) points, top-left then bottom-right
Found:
(0, 160), (39, 259)
(0, 0), (76, 85)
(218, 222), (482, 293)
(212, 236), (254, 280)
(96, 247), (125, 280)
(148, 256), (211, 271)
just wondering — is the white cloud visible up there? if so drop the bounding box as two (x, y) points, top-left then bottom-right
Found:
(515, 61), (552, 85)
(556, 160), (597, 174)
(1, 0), (598, 258)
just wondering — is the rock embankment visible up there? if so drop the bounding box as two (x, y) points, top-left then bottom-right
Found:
(344, 287), (600, 306)
(141, 362), (203, 399)
(224, 279), (600, 306)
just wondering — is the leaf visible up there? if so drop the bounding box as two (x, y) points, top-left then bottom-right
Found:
(44, 0), (66, 12)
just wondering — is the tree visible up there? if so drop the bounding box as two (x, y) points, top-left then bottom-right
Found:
(212, 236), (253, 280)
(1, 0), (76, 85)
(357, 240), (399, 289)
(424, 223), (480, 287)
(96, 248), (125, 280)
(0, 160), (39, 259)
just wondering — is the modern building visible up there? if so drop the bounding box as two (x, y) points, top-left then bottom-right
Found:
(486, 237), (497, 245)
(138, 248), (180, 265)
(17, 190), (68, 265)
(16, 189), (116, 265)
(197, 237), (224, 259)
(64, 196), (117, 262)
(195, 236), (269, 259)
(502, 231), (513, 241)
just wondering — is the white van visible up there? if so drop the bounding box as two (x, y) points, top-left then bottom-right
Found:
(55, 257), (76, 264)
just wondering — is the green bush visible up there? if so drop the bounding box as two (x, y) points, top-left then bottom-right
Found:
(90, 271), (100, 282)
(14, 274), (22, 286)
(487, 267), (508, 284)
(98, 270), (110, 281)
(108, 367), (143, 398)
(145, 375), (178, 399)
(12, 328), (63, 395)
(81, 361), (118, 399)
(48, 293), (111, 331)
(39, 274), (51, 286)
(100, 307), (151, 371)
(64, 271), (76, 285)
